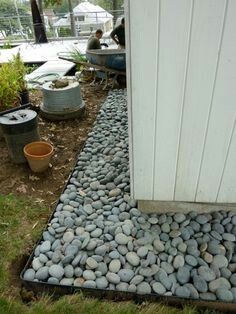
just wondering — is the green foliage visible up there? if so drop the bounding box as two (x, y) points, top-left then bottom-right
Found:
(11, 52), (27, 91)
(58, 27), (72, 37)
(0, 0), (30, 37)
(0, 53), (27, 111)
(0, 194), (49, 294)
(2, 41), (12, 49)
(44, 0), (78, 14)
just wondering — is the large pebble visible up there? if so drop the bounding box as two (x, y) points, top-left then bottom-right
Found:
(115, 233), (129, 245)
(49, 265), (64, 280)
(126, 252), (140, 266)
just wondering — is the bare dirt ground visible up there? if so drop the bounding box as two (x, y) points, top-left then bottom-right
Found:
(0, 83), (108, 210)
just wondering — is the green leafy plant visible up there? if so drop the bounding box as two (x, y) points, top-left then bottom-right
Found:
(11, 52), (27, 92)
(0, 63), (21, 111)
(69, 48), (87, 71)
(0, 52), (28, 111)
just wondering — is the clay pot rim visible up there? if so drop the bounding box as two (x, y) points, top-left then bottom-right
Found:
(24, 141), (54, 158)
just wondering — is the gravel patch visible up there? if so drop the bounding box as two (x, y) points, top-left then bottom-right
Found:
(24, 90), (236, 303)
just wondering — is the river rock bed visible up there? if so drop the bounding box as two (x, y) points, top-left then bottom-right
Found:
(23, 90), (236, 303)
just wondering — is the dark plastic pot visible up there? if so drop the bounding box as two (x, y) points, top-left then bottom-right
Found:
(20, 89), (30, 105)
(0, 105), (40, 163)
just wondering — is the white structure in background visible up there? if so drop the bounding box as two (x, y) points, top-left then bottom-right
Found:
(53, 0), (113, 36)
(125, 0), (236, 210)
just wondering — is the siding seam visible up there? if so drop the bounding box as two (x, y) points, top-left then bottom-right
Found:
(125, 0), (135, 198)
(194, 0), (229, 202)
(152, 0), (161, 199)
(216, 118), (236, 202)
(173, 0), (194, 200)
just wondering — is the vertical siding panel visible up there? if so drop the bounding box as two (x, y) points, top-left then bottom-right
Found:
(130, 0), (159, 199)
(175, 0), (226, 201)
(196, 0), (236, 202)
(125, 0), (134, 197)
(153, 0), (192, 200)
(217, 121), (236, 203)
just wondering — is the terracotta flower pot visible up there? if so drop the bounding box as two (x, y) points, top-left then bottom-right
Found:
(24, 141), (54, 173)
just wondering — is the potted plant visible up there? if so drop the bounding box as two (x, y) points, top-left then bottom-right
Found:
(12, 52), (29, 105)
(0, 53), (29, 139)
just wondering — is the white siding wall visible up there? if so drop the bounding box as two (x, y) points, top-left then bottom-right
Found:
(126, 0), (236, 203)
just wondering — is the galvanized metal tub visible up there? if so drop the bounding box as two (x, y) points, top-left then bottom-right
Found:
(86, 49), (126, 71)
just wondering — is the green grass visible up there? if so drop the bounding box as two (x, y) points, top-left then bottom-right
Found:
(0, 194), (215, 314)
(0, 194), (50, 293)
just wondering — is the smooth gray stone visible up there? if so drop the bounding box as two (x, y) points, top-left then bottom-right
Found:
(74, 267), (83, 277)
(106, 272), (120, 284)
(109, 251), (120, 259)
(49, 265), (64, 280)
(64, 265), (74, 278)
(83, 270), (96, 281)
(176, 267), (190, 284)
(193, 275), (208, 293)
(175, 286), (190, 298)
(109, 259), (121, 273)
(198, 266), (216, 282)
(216, 288), (233, 302)
(209, 277), (231, 292)
(185, 283), (199, 299)
(220, 267), (232, 279)
(207, 240), (221, 255)
(130, 275), (144, 285)
(95, 245), (107, 256)
(97, 262), (108, 275)
(118, 269), (134, 282)
(201, 223), (211, 233)
(153, 282), (166, 295)
(180, 228), (190, 241)
(116, 282), (129, 291)
(35, 266), (49, 281)
(96, 276), (108, 289)
(48, 277), (60, 285)
(39, 253), (48, 264)
(160, 262), (174, 274)
(91, 228), (103, 238)
(173, 213), (186, 223)
(61, 255), (74, 265)
(178, 242), (187, 253)
(222, 233), (235, 242)
(40, 241), (51, 253)
(137, 282), (151, 294)
(212, 223), (224, 234)
(83, 280), (96, 288)
(65, 244), (79, 257)
(63, 231), (74, 243)
(153, 239), (165, 252)
(196, 214), (208, 225)
(212, 255), (228, 268)
(126, 252), (140, 266)
(230, 273), (236, 286)
(23, 269), (35, 281)
(199, 292), (216, 301)
(173, 255), (185, 269)
(86, 257), (98, 269)
(185, 255), (198, 267)
(128, 284), (137, 293)
(231, 287), (236, 301)
(115, 233), (129, 245)
(32, 258), (43, 271)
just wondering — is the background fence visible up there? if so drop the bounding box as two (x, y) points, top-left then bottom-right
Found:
(0, 9), (124, 42)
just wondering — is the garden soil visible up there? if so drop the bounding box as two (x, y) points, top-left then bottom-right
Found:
(0, 83), (108, 209)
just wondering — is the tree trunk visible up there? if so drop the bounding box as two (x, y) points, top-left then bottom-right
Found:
(68, 0), (76, 37)
(112, 0), (119, 24)
(37, 0), (45, 24)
